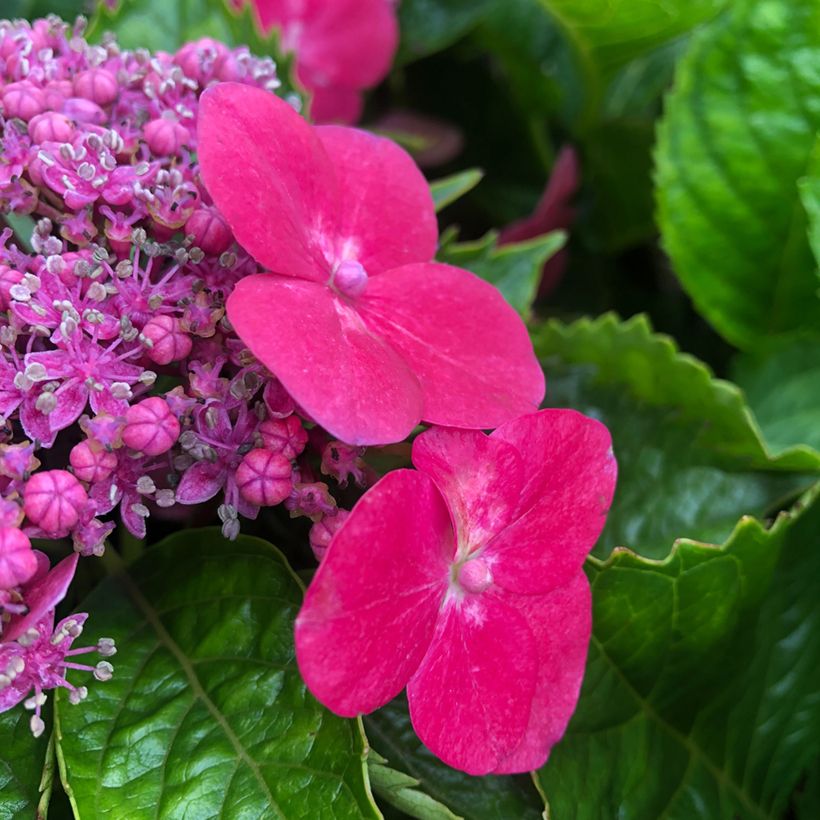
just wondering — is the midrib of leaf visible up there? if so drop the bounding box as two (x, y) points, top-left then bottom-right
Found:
(98, 549), (286, 820)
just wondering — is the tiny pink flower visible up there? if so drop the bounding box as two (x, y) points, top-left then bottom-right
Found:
(185, 206), (233, 256)
(259, 415), (308, 460)
(0, 527), (37, 590)
(321, 440), (367, 486)
(122, 397), (181, 456)
(142, 315), (193, 366)
(235, 449), (293, 507)
(295, 409), (617, 775)
(23, 470), (88, 537)
(2, 81), (46, 121)
(28, 112), (74, 144)
(198, 84), (544, 445)
(309, 509), (349, 562)
(69, 440), (118, 484)
(144, 114), (191, 157)
(72, 68), (118, 106)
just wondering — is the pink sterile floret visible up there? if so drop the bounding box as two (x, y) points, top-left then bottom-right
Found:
(235, 448), (293, 507)
(122, 397), (181, 456)
(0, 527), (37, 589)
(198, 84), (545, 446)
(69, 440), (118, 484)
(141, 315), (193, 366)
(295, 409), (618, 775)
(258, 415), (308, 460)
(23, 470), (88, 536)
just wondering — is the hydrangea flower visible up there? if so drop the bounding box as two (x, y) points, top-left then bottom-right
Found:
(198, 83), (545, 445)
(250, 0), (399, 123)
(295, 409), (617, 774)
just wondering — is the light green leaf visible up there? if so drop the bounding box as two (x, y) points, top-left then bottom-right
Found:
(798, 171), (820, 268)
(535, 313), (820, 471)
(429, 169), (484, 213)
(365, 697), (545, 820)
(0, 705), (52, 820)
(55, 531), (379, 820)
(656, 0), (820, 350)
(538, 482), (820, 819)
(439, 230), (565, 316)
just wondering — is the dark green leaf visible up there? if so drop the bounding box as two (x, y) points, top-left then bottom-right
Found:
(439, 230), (565, 316)
(55, 530), (379, 819)
(429, 169), (484, 213)
(798, 169), (820, 268)
(0, 705), (51, 820)
(365, 696), (544, 820)
(656, 0), (820, 349)
(538, 482), (820, 819)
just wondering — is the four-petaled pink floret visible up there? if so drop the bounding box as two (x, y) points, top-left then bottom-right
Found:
(0, 527), (37, 590)
(295, 409), (617, 775)
(235, 449), (293, 507)
(23, 470), (89, 536)
(122, 397), (181, 456)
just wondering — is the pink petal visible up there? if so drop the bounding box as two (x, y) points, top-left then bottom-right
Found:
(359, 262), (545, 429)
(492, 573), (592, 773)
(227, 275), (423, 445)
(175, 461), (227, 505)
(407, 591), (538, 775)
(295, 469), (452, 716)
(49, 380), (88, 432)
(4, 552), (78, 642)
(487, 409), (617, 595)
(315, 126), (437, 274)
(411, 427), (523, 555)
(308, 85), (363, 125)
(197, 82), (335, 281)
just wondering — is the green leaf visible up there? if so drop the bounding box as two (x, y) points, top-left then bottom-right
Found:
(535, 313), (820, 471)
(798, 170), (820, 267)
(365, 696), (545, 820)
(538, 481), (820, 819)
(429, 169), (484, 213)
(656, 0), (820, 350)
(439, 230), (565, 316)
(55, 530), (379, 819)
(732, 338), (820, 455)
(0, 706), (51, 820)
(536, 314), (815, 559)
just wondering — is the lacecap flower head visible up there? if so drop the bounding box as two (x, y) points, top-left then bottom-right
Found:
(198, 83), (545, 445)
(295, 409), (617, 774)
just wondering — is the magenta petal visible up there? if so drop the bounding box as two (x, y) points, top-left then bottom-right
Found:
(360, 262), (545, 429)
(227, 275), (423, 445)
(411, 427), (523, 554)
(308, 86), (363, 125)
(492, 574), (592, 774)
(5, 552), (78, 642)
(175, 461), (227, 505)
(487, 409), (617, 594)
(197, 82), (335, 281)
(316, 126), (437, 274)
(295, 469), (452, 716)
(407, 592), (537, 775)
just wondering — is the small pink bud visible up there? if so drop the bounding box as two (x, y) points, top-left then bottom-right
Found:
(62, 97), (107, 125)
(0, 527), (37, 589)
(73, 68), (118, 106)
(235, 449), (293, 507)
(2, 81), (46, 121)
(28, 111), (74, 143)
(0, 265), (24, 309)
(309, 510), (350, 562)
(69, 440), (118, 483)
(259, 416), (308, 460)
(43, 79), (72, 111)
(185, 207), (233, 256)
(142, 315), (193, 365)
(24, 470), (88, 535)
(122, 397), (181, 456)
(333, 260), (368, 297)
(457, 557), (493, 594)
(144, 115), (190, 156)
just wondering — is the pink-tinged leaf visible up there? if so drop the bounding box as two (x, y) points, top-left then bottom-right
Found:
(492, 573), (592, 774)
(412, 427), (523, 555)
(487, 409), (616, 594)
(227, 275), (423, 445)
(316, 126), (437, 274)
(308, 86), (363, 125)
(360, 262), (545, 429)
(197, 83), (335, 281)
(174, 461), (227, 505)
(407, 591), (538, 775)
(295, 469), (452, 716)
(4, 552), (78, 641)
